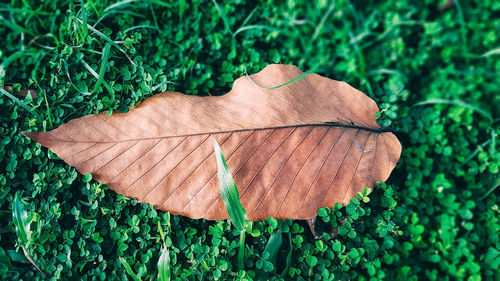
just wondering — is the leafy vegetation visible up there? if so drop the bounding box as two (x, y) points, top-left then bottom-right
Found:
(1, 0), (498, 280)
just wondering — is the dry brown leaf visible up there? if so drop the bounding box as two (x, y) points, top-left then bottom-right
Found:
(3, 86), (39, 99)
(23, 64), (401, 221)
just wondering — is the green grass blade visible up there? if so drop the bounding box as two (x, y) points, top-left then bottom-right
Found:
(103, 0), (137, 13)
(240, 7), (258, 28)
(81, 59), (113, 93)
(213, 138), (248, 231)
(281, 232), (293, 278)
(245, 66), (314, 90)
(79, 0), (88, 43)
(43, 90), (53, 128)
(119, 257), (141, 281)
(312, 2), (335, 41)
(264, 229), (283, 262)
(481, 47), (500, 57)
(211, 0), (233, 35)
(94, 43), (112, 92)
(81, 59), (99, 78)
(0, 17), (36, 36)
(238, 230), (246, 271)
(0, 88), (35, 115)
(257, 229), (283, 281)
(480, 178), (499, 200)
(123, 25), (159, 34)
(233, 25), (281, 37)
(74, 17), (136, 66)
(178, 0), (186, 21)
(157, 248), (171, 281)
(414, 98), (493, 122)
(13, 193), (31, 247)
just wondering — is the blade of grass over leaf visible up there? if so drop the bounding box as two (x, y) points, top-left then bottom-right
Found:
(214, 137), (249, 271)
(414, 98), (493, 122)
(0, 88), (35, 115)
(244, 66), (315, 90)
(213, 138), (248, 230)
(13, 193), (31, 247)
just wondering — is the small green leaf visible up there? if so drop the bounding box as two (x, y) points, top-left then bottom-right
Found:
(318, 208), (328, 217)
(13, 193), (31, 247)
(6, 249), (28, 264)
(305, 255), (317, 268)
(82, 173), (92, 183)
(332, 240), (342, 252)
(213, 138), (248, 230)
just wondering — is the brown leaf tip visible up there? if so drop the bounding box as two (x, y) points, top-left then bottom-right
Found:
(21, 131), (38, 142)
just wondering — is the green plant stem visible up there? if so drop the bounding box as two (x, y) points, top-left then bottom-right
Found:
(238, 229), (246, 271)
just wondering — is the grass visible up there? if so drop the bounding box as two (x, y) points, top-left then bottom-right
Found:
(1, 0), (498, 280)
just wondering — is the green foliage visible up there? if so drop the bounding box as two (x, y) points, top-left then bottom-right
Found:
(1, 0), (498, 280)
(13, 193), (31, 248)
(0, 247), (11, 277)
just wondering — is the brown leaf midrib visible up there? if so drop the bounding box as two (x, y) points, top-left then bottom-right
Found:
(27, 122), (394, 144)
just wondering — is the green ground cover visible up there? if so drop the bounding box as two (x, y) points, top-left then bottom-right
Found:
(1, 0), (498, 280)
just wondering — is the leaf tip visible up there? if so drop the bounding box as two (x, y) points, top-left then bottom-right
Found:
(21, 131), (38, 142)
